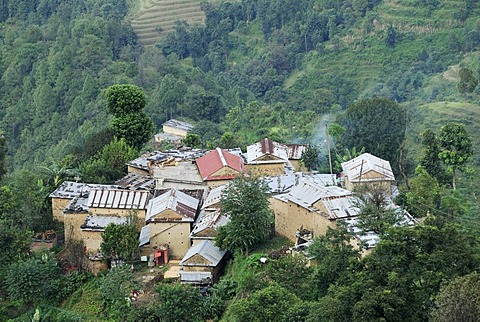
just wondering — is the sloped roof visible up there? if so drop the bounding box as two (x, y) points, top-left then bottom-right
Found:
(202, 184), (228, 210)
(139, 225), (150, 246)
(196, 148), (244, 181)
(285, 144), (308, 160)
(246, 138), (289, 164)
(264, 173), (337, 195)
(115, 173), (155, 191)
(286, 181), (352, 209)
(191, 210), (230, 238)
(81, 215), (128, 231)
(49, 181), (116, 199)
(146, 189), (199, 222)
(179, 270), (212, 284)
(180, 239), (226, 267)
(87, 188), (151, 210)
(341, 153), (395, 182)
(162, 119), (194, 131)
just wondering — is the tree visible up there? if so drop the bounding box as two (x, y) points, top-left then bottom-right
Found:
(216, 176), (273, 255)
(106, 84), (154, 149)
(99, 266), (138, 320)
(225, 283), (302, 322)
(354, 184), (404, 236)
(438, 123), (472, 190)
(106, 84), (147, 116)
(183, 133), (202, 148)
(338, 98), (407, 171)
(432, 272), (480, 322)
(420, 129), (448, 184)
(5, 253), (59, 305)
(458, 67), (478, 93)
(385, 24), (397, 48)
(154, 284), (204, 322)
(308, 224), (361, 298)
(79, 137), (137, 184)
(101, 217), (139, 263)
(300, 144), (321, 171)
(405, 166), (441, 217)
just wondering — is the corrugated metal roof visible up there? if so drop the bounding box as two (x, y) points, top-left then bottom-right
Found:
(49, 181), (116, 199)
(146, 189), (199, 222)
(341, 153), (395, 182)
(246, 138), (289, 164)
(139, 225), (150, 246)
(87, 188), (151, 209)
(288, 181), (352, 209)
(127, 151), (168, 171)
(285, 144), (308, 160)
(180, 239), (226, 267)
(115, 173), (155, 191)
(191, 210), (230, 238)
(196, 148), (244, 181)
(202, 184), (228, 210)
(81, 215), (129, 230)
(162, 119), (194, 131)
(179, 270), (212, 284)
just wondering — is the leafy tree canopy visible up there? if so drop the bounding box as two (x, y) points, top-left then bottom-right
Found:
(106, 84), (147, 117)
(338, 98), (407, 170)
(216, 176), (273, 255)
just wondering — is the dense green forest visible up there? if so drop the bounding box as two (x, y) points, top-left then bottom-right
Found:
(1, 0), (480, 320)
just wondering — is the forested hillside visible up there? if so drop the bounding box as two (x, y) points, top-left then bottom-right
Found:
(1, 0), (480, 320)
(1, 0), (480, 174)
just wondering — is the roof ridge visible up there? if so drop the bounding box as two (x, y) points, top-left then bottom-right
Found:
(216, 147), (228, 167)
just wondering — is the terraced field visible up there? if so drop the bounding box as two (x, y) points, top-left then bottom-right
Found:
(131, 0), (205, 46)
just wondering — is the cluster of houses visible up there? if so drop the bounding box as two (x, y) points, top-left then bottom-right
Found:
(49, 119), (414, 284)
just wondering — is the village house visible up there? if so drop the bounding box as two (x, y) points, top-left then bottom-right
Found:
(202, 184), (228, 213)
(154, 119), (194, 144)
(179, 239), (228, 286)
(115, 172), (156, 192)
(341, 153), (395, 194)
(285, 144), (308, 171)
(190, 210), (229, 245)
(87, 188), (151, 228)
(271, 180), (359, 243)
(127, 151), (169, 176)
(245, 138), (294, 176)
(139, 189), (201, 259)
(195, 147), (245, 188)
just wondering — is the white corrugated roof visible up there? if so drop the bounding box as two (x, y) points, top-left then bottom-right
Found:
(87, 188), (151, 210)
(202, 184), (228, 210)
(180, 240), (226, 267)
(246, 138), (289, 164)
(81, 215), (129, 230)
(49, 181), (116, 199)
(341, 153), (395, 182)
(139, 225), (150, 246)
(264, 173), (337, 195)
(190, 210), (230, 238)
(179, 270), (212, 284)
(288, 181), (352, 209)
(146, 189), (199, 222)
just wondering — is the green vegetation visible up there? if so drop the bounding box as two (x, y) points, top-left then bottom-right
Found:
(1, 0), (480, 320)
(216, 176), (273, 255)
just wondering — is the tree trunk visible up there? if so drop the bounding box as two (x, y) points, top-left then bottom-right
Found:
(452, 168), (456, 190)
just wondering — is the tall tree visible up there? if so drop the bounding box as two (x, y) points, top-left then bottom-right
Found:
(101, 218), (139, 264)
(438, 123), (472, 190)
(432, 272), (480, 322)
(338, 98), (407, 170)
(216, 176), (273, 255)
(106, 84), (154, 149)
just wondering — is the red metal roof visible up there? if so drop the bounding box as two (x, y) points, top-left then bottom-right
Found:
(261, 138), (274, 154)
(196, 148), (244, 181)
